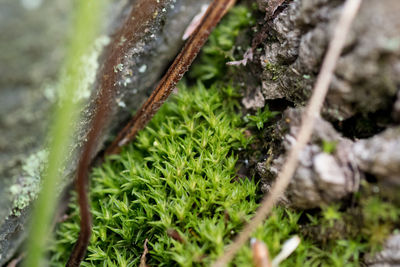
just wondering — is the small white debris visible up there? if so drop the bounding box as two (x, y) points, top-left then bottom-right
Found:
(123, 78), (132, 87)
(118, 138), (129, 147)
(117, 100), (126, 108)
(227, 48), (254, 66)
(138, 65), (147, 73)
(271, 236), (301, 267)
(182, 4), (209, 40)
(114, 63), (124, 73)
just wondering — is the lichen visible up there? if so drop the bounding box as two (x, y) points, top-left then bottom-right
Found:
(44, 35), (110, 103)
(9, 149), (48, 216)
(74, 35), (110, 101)
(20, 0), (43, 10)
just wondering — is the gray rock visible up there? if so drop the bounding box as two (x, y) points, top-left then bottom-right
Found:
(257, 108), (360, 209)
(258, 0), (400, 121)
(354, 127), (400, 185)
(392, 91), (400, 122)
(0, 0), (72, 263)
(366, 234), (400, 266)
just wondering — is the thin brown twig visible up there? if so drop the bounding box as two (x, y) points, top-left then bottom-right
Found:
(104, 0), (236, 156)
(139, 239), (149, 267)
(67, 1), (171, 266)
(211, 0), (363, 266)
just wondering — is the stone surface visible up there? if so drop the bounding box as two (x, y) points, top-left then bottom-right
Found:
(0, 0), (72, 263)
(354, 127), (400, 185)
(366, 234), (400, 266)
(257, 108), (360, 209)
(258, 0), (400, 121)
(251, 0), (400, 258)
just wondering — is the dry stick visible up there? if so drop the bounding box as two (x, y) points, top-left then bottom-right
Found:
(105, 0), (236, 156)
(212, 0), (363, 266)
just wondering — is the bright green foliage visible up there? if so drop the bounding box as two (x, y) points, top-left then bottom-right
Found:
(234, 207), (369, 267)
(321, 204), (342, 227)
(50, 83), (259, 266)
(321, 140), (337, 154)
(245, 107), (279, 130)
(50, 82), (396, 267)
(189, 6), (255, 81)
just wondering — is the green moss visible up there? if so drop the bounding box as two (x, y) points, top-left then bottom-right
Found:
(301, 182), (400, 264)
(50, 79), (399, 266)
(244, 107), (279, 130)
(189, 6), (255, 82)
(51, 82), (258, 266)
(321, 140), (337, 154)
(49, 4), (400, 266)
(265, 63), (286, 81)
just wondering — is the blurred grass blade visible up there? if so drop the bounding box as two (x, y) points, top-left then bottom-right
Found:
(24, 1), (105, 266)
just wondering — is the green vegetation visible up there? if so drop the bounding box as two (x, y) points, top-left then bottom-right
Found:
(51, 82), (259, 266)
(49, 5), (400, 267)
(321, 140), (337, 154)
(245, 107), (278, 130)
(50, 80), (400, 266)
(189, 6), (255, 82)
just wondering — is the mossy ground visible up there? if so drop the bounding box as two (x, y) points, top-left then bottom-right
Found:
(50, 5), (400, 267)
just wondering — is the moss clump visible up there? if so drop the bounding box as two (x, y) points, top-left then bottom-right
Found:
(50, 81), (399, 266)
(244, 107), (279, 130)
(321, 140), (337, 154)
(189, 6), (255, 82)
(301, 182), (400, 265)
(51, 82), (258, 266)
(264, 62), (286, 81)
(49, 4), (400, 266)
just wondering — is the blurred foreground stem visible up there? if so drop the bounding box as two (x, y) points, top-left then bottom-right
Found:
(24, 1), (105, 266)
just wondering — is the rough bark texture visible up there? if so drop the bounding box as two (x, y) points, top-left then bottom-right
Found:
(251, 0), (399, 207)
(0, 0), (210, 264)
(250, 0), (400, 264)
(256, 0), (400, 121)
(256, 108), (360, 209)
